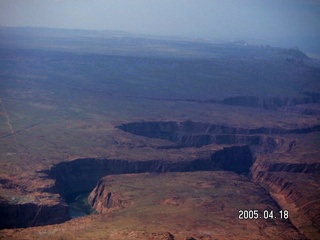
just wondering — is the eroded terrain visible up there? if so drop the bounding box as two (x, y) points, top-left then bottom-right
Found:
(0, 27), (320, 239)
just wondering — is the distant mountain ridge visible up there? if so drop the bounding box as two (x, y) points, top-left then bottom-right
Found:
(0, 26), (309, 59)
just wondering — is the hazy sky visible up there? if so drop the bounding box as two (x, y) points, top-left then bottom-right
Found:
(0, 0), (320, 41)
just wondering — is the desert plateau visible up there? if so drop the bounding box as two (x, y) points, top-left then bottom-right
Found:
(0, 26), (319, 239)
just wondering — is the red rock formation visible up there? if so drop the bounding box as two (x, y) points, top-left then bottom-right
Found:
(252, 171), (320, 239)
(88, 182), (126, 214)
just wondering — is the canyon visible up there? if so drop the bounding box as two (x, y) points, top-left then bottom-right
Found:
(0, 27), (319, 239)
(0, 144), (251, 229)
(2, 120), (319, 239)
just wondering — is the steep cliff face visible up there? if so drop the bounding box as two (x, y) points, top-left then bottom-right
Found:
(251, 161), (320, 175)
(250, 156), (320, 240)
(88, 182), (126, 214)
(0, 198), (70, 229)
(117, 121), (320, 148)
(47, 145), (253, 199)
(267, 162), (320, 173)
(251, 171), (320, 239)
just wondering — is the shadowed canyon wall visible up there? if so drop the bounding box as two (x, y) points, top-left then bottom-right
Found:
(47, 145), (252, 199)
(117, 121), (320, 148)
(0, 199), (70, 229)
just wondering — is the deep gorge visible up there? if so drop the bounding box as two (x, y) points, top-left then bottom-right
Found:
(0, 145), (253, 229)
(1, 120), (319, 230)
(46, 145), (252, 199)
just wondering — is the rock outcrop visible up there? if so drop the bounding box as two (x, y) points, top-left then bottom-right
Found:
(88, 184), (126, 214)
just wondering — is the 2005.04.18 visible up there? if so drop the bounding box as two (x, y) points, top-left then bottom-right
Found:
(238, 210), (289, 220)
